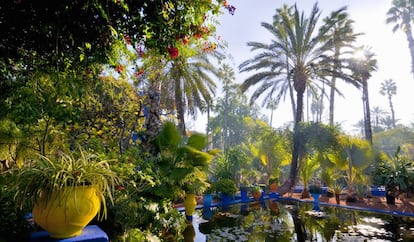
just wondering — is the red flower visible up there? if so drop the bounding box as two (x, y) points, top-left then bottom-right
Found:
(193, 33), (202, 39)
(124, 34), (131, 45)
(116, 185), (124, 191)
(135, 69), (144, 76)
(182, 36), (189, 45)
(167, 46), (179, 59)
(116, 65), (123, 73)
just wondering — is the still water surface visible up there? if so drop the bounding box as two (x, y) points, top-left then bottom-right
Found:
(183, 199), (414, 241)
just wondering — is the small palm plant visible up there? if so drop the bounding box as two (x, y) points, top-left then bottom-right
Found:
(329, 182), (344, 204)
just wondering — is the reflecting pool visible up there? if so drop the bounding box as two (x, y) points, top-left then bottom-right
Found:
(184, 199), (414, 241)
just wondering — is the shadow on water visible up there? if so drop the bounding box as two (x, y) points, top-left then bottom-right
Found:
(183, 199), (414, 242)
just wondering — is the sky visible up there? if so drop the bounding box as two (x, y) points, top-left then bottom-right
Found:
(188, 0), (414, 134)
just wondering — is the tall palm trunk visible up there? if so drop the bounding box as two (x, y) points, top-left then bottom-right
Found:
(280, 82), (305, 194)
(329, 49), (340, 126)
(403, 20), (414, 77)
(362, 80), (373, 144)
(174, 77), (186, 137)
(388, 94), (396, 128)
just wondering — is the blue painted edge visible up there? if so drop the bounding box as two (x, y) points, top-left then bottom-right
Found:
(30, 225), (109, 242)
(177, 193), (414, 218)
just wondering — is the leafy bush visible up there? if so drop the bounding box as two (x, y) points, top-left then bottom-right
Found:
(215, 179), (237, 196)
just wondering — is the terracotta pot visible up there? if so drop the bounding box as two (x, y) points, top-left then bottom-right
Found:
(33, 186), (101, 239)
(269, 183), (278, 193)
(252, 191), (262, 200)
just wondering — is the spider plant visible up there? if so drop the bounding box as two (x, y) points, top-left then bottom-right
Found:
(14, 147), (120, 220)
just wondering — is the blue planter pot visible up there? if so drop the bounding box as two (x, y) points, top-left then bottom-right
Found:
(202, 207), (212, 220)
(221, 193), (232, 204)
(220, 193), (233, 211)
(203, 193), (213, 208)
(311, 193), (321, 211)
(240, 186), (248, 202)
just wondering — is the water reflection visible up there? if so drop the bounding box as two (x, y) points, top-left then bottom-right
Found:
(186, 200), (414, 241)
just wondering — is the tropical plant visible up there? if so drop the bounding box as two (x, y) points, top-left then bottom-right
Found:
(328, 136), (374, 201)
(14, 147), (120, 220)
(250, 127), (291, 183)
(379, 79), (397, 128)
(386, 0), (414, 77)
(329, 182), (344, 204)
(300, 155), (320, 198)
(151, 121), (217, 197)
(373, 147), (414, 199)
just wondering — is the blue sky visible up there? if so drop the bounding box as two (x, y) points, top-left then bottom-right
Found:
(189, 1), (414, 134)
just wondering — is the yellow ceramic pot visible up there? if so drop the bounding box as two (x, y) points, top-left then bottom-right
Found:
(32, 186), (101, 239)
(184, 193), (197, 217)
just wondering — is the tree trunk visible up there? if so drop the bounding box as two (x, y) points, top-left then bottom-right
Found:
(278, 88), (304, 195)
(404, 22), (414, 78)
(175, 78), (186, 137)
(335, 194), (340, 204)
(329, 77), (337, 126)
(388, 95), (396, 128)
(142, 82), (162, 154)
(362, 80), (373, 144)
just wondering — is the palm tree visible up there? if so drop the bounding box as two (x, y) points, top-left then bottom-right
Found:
(386, 0), (414, 78)
(240, 3), (340, 194)
(381, 116), (399, 130)
(164, 52), (218, 136)
(219, 63), (235, 151)
(278, 3), (333, 193)
(371, 106), (388, 132)
(239, 4), (296, 122)
(319, 6), (362, 126)
(379, 79), (397, 128)
(349, 46), (378, 144)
